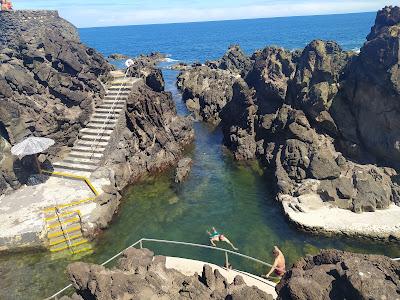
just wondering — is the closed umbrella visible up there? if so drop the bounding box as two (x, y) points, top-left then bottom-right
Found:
(11, 137), (55, 174)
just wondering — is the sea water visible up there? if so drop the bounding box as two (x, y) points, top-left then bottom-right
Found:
(2, 12), (399, 300)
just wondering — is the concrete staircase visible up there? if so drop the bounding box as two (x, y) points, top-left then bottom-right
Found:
(44, 209), (92, 254)
(53, 70), (138, 174)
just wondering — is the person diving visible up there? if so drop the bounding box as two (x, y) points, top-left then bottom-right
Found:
(207, 227), (239, 251)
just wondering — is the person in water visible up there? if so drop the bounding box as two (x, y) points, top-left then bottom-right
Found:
(263, 246), (286, 278)
(207, 227), (239, 251)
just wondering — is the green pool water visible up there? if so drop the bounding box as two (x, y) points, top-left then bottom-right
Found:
(1, 71), (399, 300)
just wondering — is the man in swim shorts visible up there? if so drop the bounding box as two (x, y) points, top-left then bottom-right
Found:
(206, 227), (239, 251)
(263, 246), (286, 278)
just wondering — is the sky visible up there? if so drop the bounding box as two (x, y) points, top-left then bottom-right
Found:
(13, 0), (398, 28)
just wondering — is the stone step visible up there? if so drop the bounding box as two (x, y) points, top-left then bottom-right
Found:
(69, 151), (103, 159)
(97, 104), (125, 109)
(71, 145), (106, 153)
(76, 140), (108, 147)
(106, 92), (130, 96)
(47, 223), (83, 238)
(86, 123), (115, 130)
(80, 128), (113, 136)
(80, 134), (111, 142)
(88, 118), (117, 125)
(47, 216), (80, 230)
(52, 161), (97, 173)
(107, 87), (131, 91)
(95, 107), (124, 113)
(49, 232), (83, 247)
(91, 112), (119, 119)
(49, 237), (89, 253)
(64, 156), (101, 166)
(102, 99), (127, 104)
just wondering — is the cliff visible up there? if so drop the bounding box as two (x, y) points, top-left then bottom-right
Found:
(177, 6), (400, 235)
(0, 10), (112, 193)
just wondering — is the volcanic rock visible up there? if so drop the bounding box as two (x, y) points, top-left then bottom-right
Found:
(276, 249), (400, 300)
(63, 248), (273, 300)
(0, 10), (111, 194)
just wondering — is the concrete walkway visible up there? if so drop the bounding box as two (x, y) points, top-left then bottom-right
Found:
(0, 174), (106, 251)
(165, 256), (277, 298)
(281, 193), (400, 240)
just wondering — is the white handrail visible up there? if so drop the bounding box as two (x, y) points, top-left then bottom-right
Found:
(141, 238), (273, 267)
(45, 237), (400, 299)
(88, 69), (130, 160)
(45, 237), (272, 299)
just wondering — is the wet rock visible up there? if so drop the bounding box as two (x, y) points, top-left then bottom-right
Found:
(175, 157), (193, 183)
(276, 249), (400, 300)
(108, 53), (129, 60)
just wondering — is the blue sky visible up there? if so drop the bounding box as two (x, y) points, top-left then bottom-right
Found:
(14, 0), (398, 28)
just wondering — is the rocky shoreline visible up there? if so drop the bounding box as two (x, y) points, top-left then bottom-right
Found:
(0, 11), (194, 251)
(177, 6), (400, 241)
(58, 247), (399, 300)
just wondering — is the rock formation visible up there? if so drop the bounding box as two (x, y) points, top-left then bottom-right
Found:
(177, 6), (400, 222)
(0, 10), (112, 194)
(175, 157), (193, 183)
(61, 248), (273, 300)
(276, 249), (400, 300)
(88, 56), (194, 229)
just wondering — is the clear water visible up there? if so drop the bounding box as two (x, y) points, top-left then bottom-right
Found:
(2, 12), (400, 300)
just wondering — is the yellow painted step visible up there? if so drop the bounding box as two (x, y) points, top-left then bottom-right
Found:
(48, 225), (81, 238)
(50, 239), (89, 253)
(43, 197), (95, 213)
(44, 211), (76, 222)
(47, 217), (80, 230)
(49, 233), (83, 246)
(73, 247), (93, 255)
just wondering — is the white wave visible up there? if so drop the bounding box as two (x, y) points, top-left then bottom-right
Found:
(164, 57), (179, 63)
(352, 47), (361, 54)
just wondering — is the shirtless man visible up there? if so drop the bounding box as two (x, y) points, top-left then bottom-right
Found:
(207, 227), (239, 251)
(263, 246), (286, 278)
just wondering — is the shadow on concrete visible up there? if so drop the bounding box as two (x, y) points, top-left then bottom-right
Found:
(13, 156), (54, 186)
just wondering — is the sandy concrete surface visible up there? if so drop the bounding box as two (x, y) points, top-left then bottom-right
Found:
(0, 173), (107, 250)
(165, 256), (277, 298)
(281, 193), (400, 241)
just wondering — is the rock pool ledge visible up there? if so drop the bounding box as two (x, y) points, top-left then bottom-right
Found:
(280, 193), (400, 242)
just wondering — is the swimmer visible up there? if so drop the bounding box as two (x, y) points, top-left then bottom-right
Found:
(207, 227), (239, 251)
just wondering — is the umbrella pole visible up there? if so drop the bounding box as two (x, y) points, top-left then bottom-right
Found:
(35, 154), (42, 174)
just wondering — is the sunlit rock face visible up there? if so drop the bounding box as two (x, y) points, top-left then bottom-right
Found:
(177, 6), (400, 214)
(0, 10), (111, 193)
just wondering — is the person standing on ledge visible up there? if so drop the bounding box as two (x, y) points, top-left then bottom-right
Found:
(207, 227), (239, 251)
(263, 246), (286, 278)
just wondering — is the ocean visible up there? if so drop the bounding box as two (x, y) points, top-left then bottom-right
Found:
(4, 11), (398, 300)
(79, 12), (375, 62)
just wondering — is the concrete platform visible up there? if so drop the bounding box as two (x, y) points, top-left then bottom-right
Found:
(0, 174), (106, 251)
(281, 193), (400, 241)
(165, 256), (277, 298)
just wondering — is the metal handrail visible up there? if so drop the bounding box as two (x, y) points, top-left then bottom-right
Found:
(88, 69), (130, 160)
(45, 238), (272, 300)
(45, 237), (400, 299)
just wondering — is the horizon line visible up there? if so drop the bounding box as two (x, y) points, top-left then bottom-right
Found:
(76, 10), (375, 29)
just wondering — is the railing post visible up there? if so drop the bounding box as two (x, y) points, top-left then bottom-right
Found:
(139, 240), (143, 249)
(224, 251), (229, 269)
